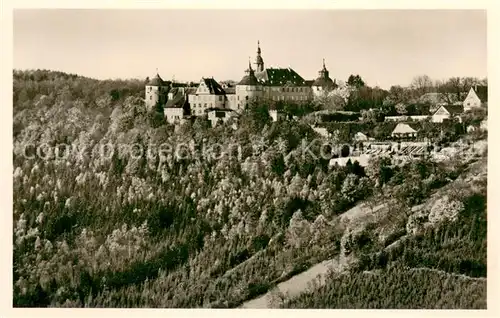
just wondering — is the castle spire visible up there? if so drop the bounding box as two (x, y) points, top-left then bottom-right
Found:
(255, 40), (264, 72)
(318, 59), (329, 79)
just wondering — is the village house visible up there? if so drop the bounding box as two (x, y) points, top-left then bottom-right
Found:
(431, 105), (464, 123)
(463, 85), (487, 111)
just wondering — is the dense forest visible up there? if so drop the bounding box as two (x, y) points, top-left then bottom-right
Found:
(12, 69), (487, 308)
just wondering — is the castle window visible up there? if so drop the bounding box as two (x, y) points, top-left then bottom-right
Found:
(219, 96), (223, 101)
(150, 96), (152, 100)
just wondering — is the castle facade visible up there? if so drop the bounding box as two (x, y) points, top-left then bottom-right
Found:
(144, 41), (337, 124)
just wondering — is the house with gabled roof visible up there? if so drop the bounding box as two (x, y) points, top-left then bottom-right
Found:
(431, 104), (464, 123)
(188, 77), (228, 116)
(463, 85), (487, 111)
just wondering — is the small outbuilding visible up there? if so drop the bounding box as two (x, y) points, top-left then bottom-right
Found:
(391, 123), (418, 139)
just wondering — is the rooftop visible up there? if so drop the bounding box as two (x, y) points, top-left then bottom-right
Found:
(255, 67), (306, 86)
(202, 77), (226, 95)
(392, 123), (418, 134)
(147, 73), (167, 86)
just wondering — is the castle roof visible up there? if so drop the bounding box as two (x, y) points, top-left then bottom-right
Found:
(165, 87), (196, 108)
(147, 73), (166, 86)
(312, 77), (335, 88)
(165, 89), (187, 108)
(255, 67), (306, 86)
(238, 73), (260, 86)
(202, 77), (226, 95)
(312, 59), (336, 88)
(238, 60), (260, 86)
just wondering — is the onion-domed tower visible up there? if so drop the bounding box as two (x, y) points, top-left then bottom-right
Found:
(312, 59), (336, 97)
(255, 40), (265, 72)
(235, 59), (263, 111)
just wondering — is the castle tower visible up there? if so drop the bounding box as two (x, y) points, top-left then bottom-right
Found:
(255, 40), (265, 72)
(235, 58), (262, 111)
(312, 59), (336, 98)
(145, 72), (169, 111)
(318, 58), (329, 79)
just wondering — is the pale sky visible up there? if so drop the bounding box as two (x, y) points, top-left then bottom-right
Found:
(13, 9), (487, 89)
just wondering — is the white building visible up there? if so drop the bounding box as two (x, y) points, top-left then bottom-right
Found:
(431, 105), (464, 123)
(311, 59), (337, 98)
(188, 77), (227, 116)
(463, 86), (487, 111)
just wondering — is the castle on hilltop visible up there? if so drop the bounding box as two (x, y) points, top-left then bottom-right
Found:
(145, 41), (338, 124)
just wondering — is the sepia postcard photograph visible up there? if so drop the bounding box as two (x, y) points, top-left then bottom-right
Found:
(2, 2), (499, 318)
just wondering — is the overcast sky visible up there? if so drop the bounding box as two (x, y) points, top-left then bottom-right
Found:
(13, 9), (487, 89)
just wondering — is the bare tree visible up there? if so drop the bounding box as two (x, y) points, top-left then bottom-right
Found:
(437, 77), (480, 103)
(388, 85), (412, 105)
(410, 75), (434, 97)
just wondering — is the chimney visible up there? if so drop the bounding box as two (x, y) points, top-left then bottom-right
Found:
(474, 84), (478, 91)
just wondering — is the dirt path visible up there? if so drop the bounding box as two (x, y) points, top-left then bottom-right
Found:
(239, 201), (384, 309)
(239, 254), (351, 308)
